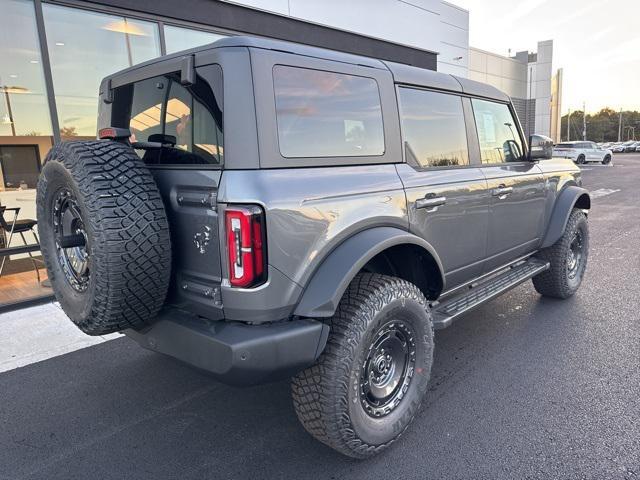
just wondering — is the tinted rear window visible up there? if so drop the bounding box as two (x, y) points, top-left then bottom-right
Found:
(273, 65), (384, 158)
(113, 65), (223, 166)
(555, 143), (575, 148)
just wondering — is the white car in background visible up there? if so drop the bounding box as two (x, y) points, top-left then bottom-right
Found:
(553, 141), (613, 165)
(611, 143), (626, 153)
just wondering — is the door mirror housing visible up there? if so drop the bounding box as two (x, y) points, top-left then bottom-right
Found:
(529, 134), (554, 160)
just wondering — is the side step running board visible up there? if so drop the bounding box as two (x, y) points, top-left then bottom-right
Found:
(431, 258), (549, 330)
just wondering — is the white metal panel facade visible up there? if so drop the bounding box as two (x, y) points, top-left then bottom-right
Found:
(222, 0), (470, 76)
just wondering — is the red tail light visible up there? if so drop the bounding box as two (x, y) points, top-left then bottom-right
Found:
(225, 206), (267, 288)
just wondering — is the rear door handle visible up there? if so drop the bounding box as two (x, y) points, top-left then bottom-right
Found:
(492, 185), (513, 197)
(416, 195), (446, 209)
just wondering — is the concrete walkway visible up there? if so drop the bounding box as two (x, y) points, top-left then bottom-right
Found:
(0, 302), (119, 373)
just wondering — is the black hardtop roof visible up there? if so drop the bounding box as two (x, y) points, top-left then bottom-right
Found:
(104, 35), (510, 103)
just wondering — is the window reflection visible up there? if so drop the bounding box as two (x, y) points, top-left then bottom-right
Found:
(399, 88), (469, 168)
(0, 0), (53, 139)
(273, 66), (385, 158)
(0, 0), (54, 305)
(122, 68), (223, 165)
(164, 25), (225, 54)
(43, 4), (161, 138)
(472, 99), (524, 164)
(0, 0), (53, 198)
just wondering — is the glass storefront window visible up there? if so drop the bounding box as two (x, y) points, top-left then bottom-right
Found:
(0, 0), (54, 305)
(164, 25), (225, 54)
(0, 0), (52, 138)
(43, 4), (161, 138)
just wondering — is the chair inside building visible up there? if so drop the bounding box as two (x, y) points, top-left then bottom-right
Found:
(0, 204), (42, 284)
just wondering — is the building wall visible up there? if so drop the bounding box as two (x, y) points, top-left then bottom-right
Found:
(222, 0), (470, 76)
(550, 68), (563, 143)
(468, 40), (560, 139)
(468, 47), (527, 98)
(531, 40), (553, 140)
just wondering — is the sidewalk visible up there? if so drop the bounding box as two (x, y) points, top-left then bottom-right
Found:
(0, 302), (119, 373)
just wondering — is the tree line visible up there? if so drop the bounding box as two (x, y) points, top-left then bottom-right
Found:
(560, 108), (640, 143)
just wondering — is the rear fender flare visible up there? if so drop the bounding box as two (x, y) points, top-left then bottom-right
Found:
(293, 227), (444, 318)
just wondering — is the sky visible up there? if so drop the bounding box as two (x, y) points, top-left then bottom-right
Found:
(453, 0), (640, 114)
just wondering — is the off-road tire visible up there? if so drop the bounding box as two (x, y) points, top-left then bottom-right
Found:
(292, 273), (434, 458)
(37, 140), (171, 335)
(533, 209), (588, 299)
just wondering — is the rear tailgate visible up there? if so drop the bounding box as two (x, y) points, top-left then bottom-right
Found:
(151, 170), (224, 319)
(107, 62), (226, 320)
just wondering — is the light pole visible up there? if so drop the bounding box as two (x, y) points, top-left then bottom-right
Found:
(0, 85), (29, 136)
(618, 109), (623, 142)
(582, 102), (587, 141)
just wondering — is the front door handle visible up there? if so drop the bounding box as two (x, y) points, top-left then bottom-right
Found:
(492, 185), (513, 198)
(416, 195), (447, 209)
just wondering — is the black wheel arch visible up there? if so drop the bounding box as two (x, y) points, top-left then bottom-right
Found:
(293, 227), (445, 318)
(540, 186), (591, 248)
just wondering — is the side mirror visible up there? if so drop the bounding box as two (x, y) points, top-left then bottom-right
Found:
(529, 134), (554, 160)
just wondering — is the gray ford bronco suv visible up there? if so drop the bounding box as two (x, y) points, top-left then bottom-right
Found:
(37, 36), (590, 458)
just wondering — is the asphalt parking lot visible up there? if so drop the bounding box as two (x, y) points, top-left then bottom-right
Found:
(1, 155), (639, 480)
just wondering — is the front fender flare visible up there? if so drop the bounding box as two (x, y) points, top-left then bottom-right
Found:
(293, 227), (444, 318)
(540, 186), (591, 248)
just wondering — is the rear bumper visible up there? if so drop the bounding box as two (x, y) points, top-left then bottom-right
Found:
(125, 308), (329, 386)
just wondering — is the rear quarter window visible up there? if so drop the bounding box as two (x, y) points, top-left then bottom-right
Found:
(273, 65), (385, 158)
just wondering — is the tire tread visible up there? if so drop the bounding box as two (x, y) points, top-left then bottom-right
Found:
(37, 140), (171, 335)
(291, 273), (433, 458)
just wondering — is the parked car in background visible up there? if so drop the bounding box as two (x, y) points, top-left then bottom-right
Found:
(635, 144), (640, 152)
(623, 141), (639, 153)
(553, 141), (613, 164)
(612, 143), (626, 153)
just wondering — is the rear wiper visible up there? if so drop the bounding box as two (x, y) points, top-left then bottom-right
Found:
(131, 141), (174, 150)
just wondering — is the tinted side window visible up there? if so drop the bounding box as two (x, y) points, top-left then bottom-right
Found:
(398, 88), (469, 168)
(118, 65), (223, 166)
(273, 65), (384, 158)
(472, 99), (524, 164)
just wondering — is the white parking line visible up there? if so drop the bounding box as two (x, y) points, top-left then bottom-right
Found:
(590, 188), (621, 199)
(0, 302), (120, 373)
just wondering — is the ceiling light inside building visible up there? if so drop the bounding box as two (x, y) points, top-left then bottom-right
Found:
(29, 60), (39, 64)
(55, 42), (65, 46)
(102, 20), (148, 36)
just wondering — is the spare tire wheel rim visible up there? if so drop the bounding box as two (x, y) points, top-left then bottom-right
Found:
(360, 321), (416, 418)
(53, 188), (90, 292)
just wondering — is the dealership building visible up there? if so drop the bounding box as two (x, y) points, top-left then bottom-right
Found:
(0, 0), (562, 309)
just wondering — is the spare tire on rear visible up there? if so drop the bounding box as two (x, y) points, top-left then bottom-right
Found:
(37, 140), (171, 335)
